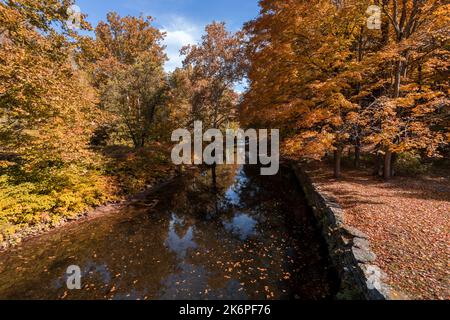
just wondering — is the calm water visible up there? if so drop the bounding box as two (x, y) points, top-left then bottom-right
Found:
(0, 165), (337, 300)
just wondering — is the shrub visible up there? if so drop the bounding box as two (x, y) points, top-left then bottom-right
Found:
(395, 152), (431, 176)
(0, 164), (115, 238)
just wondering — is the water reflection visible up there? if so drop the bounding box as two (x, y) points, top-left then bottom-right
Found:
(0, 165), (337, 300)
(224, 167), (249, 206)
(223, 213), (257, 241)
(160, 262), (209, 300)
(165, 214), (197, 259)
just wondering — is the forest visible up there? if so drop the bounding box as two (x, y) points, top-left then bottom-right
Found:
(0, 0), (448, 300)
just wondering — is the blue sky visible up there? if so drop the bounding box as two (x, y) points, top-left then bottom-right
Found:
(76, 0), (260, 73)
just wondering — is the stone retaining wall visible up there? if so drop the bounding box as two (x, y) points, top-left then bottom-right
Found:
(292, 164), (393, 300)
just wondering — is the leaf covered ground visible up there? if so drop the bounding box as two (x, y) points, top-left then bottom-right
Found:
(307, 163), (449, 300)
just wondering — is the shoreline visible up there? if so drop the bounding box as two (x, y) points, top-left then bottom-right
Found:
(0, 174), (179, 253)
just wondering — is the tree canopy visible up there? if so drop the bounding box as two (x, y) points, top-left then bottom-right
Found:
(242, 0), (449, 179)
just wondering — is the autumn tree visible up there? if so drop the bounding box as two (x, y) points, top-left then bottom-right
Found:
(179, 22), (244, 186)
(243, 0), (448, 179)
(167, 67), (194, 131)
(359, 0), (449, 179)
(0, 1), (115, 229)
(0, 0), (98, 164)
(90, 12), (166, 86)
(85, 13), (168, 148)
(181, 22), (245, 129)
(102, 54), (168, 149)
(243, 0), (369, 178)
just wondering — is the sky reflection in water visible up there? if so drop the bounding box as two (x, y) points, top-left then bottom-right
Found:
(0, 165), (336, 300)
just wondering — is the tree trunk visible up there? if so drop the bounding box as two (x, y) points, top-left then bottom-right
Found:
(132, 138), (139, 150)
(390, 153), (397, 178)
(394, 60), (402, 98)
(380, 0), (390, 46)
(334, 147), (342, 179)
(354, 141), (361, 168)
(384, 150), (392, 180)
(373, 151), (382, 177)
(418, 64), (423, 92)
(211, 164), (217, 192)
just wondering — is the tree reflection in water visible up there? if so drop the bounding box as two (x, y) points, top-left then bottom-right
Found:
(0, 165), (337, 300)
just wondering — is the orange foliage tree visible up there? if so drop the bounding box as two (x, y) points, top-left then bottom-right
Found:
(242, 0), (449, 179)
(181, 22), (246, 129)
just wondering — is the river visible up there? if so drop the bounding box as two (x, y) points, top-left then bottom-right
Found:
(0, 165), (337, 300)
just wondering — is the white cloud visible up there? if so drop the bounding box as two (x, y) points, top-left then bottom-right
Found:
(161, 16), (202, 72)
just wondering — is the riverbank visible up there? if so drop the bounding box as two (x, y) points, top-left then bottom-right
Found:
(0, 144), (177, 251)
(0, 172), (178, 252)
(300, 161), (449, 300)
